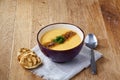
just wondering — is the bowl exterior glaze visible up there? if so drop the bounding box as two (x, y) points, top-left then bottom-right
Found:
(38, 41), (84, 62)
(37, 23), (85, 62)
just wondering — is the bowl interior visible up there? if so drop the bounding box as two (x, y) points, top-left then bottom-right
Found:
(38, 23), (84, 47)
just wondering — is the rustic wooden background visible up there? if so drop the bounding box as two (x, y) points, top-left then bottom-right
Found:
(0, 0), (120, 80)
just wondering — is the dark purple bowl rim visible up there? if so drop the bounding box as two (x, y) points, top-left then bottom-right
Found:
(37, 23), (85, 52)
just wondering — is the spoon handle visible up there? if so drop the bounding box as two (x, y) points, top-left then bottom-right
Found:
(91, 49), (97, 74)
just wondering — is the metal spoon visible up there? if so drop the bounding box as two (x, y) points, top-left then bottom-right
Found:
(85, 33), (98, 74)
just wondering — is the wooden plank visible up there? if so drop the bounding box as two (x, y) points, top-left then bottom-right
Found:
(9, 0), (42, 80)
(98, 0), (120, 79)
(99, 0), (120, 54)
(0, 0), (16, 80)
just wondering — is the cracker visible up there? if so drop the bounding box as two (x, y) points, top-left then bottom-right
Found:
(17, 48), (42, 69)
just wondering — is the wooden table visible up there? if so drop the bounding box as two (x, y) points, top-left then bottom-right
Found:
(0, 0), (120, 80)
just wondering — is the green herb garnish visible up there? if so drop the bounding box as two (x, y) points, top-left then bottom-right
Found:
(53, 36), (65, 44)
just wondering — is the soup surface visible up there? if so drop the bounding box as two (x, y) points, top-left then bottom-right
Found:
(40, 28), (81, 50)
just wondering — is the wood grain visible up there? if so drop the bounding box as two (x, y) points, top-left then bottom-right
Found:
(0, 0), (16, 80)
(98, 0), (120, 79)
(8, 0), (42, 80)
(0, 0), (120, 80)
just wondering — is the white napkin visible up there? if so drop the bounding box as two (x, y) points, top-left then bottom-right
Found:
(31, 45), (102, 80)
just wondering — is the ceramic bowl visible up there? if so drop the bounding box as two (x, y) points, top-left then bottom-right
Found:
(37, 23), (85, 62)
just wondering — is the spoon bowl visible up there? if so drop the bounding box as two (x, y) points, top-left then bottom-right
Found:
(85, 33), (98, 49)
